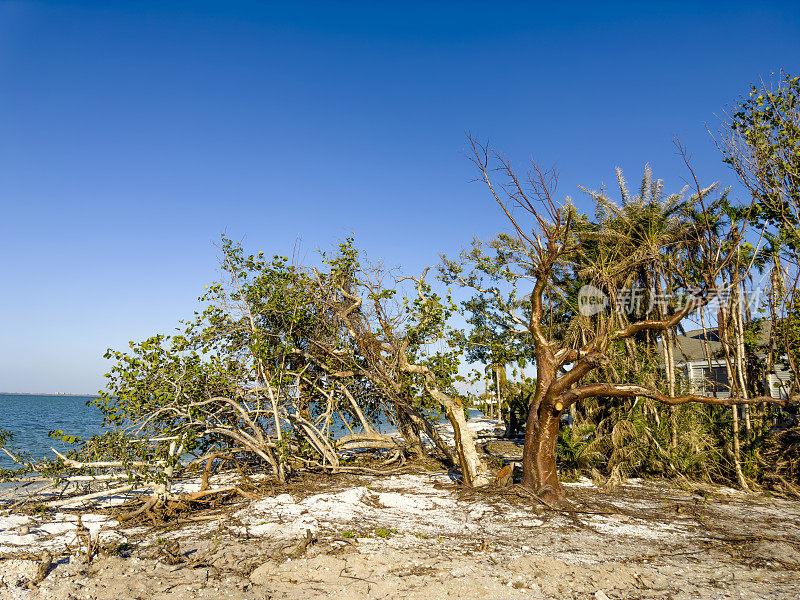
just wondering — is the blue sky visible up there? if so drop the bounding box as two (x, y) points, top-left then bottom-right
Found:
(1, 1), (798, 393)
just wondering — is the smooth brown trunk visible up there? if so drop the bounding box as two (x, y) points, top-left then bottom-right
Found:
(521, 401), (562, 503)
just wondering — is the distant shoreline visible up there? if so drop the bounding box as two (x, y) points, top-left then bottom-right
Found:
(0, 392), (100, 398)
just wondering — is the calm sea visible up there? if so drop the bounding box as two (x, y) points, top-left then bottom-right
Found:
(0, 394), (106, 471)
(0, 393), (487, 474)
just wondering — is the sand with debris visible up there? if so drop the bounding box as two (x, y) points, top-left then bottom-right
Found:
(1, 469), (800, 600)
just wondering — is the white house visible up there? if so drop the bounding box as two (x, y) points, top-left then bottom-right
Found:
(661, 326), (793, 399)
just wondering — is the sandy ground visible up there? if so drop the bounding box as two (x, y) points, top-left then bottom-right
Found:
(1, 468), (799, 600)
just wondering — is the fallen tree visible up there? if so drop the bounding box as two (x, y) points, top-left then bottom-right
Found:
(0, 237), (482, 510)
(308, 249), (488, 485)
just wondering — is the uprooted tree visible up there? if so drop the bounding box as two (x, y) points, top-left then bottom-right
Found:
(440, 137), (790, 504)
(306, 242), (488, 485)
(3, 234), (488, 506)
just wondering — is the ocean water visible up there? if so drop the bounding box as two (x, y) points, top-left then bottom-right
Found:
(0, 393), (488, 474)
(0, 394), (106, 471)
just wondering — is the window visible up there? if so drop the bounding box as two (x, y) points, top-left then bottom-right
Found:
(699, 366), (729, 395)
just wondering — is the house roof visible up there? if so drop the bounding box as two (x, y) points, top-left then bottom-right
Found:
(658, 322), (773, 364)
(667, 329), (723, 363)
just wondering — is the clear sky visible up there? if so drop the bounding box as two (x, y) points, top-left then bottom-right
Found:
(1, 1), (798, 394)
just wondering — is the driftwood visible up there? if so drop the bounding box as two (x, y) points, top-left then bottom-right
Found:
(117, 496), (159, 522)
(42, 485), (137, 508)
(51, 448), (165, 469)
(337, 433), (405, 451)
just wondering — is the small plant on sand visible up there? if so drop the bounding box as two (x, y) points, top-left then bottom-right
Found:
(374, 528), (396, 538)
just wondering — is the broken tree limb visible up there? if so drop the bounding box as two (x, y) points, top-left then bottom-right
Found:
(41, 484), (138, 508)
(560, 383), (792, 409)
(289, 414), (340, 469)
(117, 495), (158, 522)
(1, 447), (25, 466)
(336, 433), (405, 452)
(50, 448), (165, 468)
(337, 385), (376, 434)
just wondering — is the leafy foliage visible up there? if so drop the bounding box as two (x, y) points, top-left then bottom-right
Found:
(723, 72), (800, 252)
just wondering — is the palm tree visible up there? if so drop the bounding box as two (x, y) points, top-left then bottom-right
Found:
(580, 168), (718, 456)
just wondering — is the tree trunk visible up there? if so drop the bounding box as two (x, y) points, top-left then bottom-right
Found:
(719, 282), (751, 492)
(427, 388), (487, 486)
(495, 368), (501, 421)
(663, 328), (678, 448)
(732, 281), (752, 435)
(406, 404), (459, 467)
(731, 405), (750, 491)
(396, 406), (425, 459)
(521, 400), (562, 504)
(655, 272), (678, 448)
